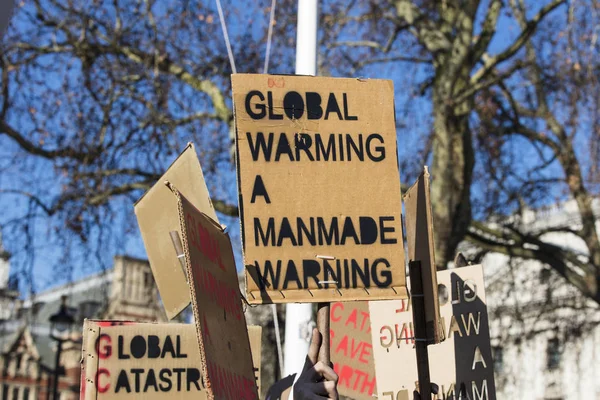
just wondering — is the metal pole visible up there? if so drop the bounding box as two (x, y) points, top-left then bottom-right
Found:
(316, 303), (330, 364)
(409, 260), (432, 399)
(46, 368), (52, 400)
(283, 0), (318, 377)
(52, 339), (63, 400)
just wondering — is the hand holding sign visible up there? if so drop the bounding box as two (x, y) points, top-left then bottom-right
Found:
(294, 328), (339, 400)
(412, 383), (439, 400)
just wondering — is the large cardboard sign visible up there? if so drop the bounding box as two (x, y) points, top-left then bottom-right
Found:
(403, 167), (443, 344)
(134, 143), (219, 319)
(330, 301), (377, 400)
(369, 265), (496, 400)
(174, 188), (259, 400)
(80, 320), (262, 399)
(232, 73), (408, 304)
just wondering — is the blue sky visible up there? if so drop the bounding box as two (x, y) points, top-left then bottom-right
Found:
(0, 0), (577, 296)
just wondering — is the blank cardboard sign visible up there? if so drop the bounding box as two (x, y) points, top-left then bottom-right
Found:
(134, 143), (219, 320)
(174, 188), (259, 400)
(232, 73), (408, 304)
(369, 264), (497, 400)
(330, 301), (377, 400)
(80, 320), (262, 399)
(403, 167), (443, 344)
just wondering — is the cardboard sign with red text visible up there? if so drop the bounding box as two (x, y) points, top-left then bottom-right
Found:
(174, 188), (259, 400)
(232, 74), (408, 304)
(369, 265), (496, 400)
(330, 301), (377, 400)
(80, 320), (262, 399)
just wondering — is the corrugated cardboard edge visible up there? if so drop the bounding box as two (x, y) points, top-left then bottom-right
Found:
(168, 183), (213, 400)
(245, 287), (409, 304)
(403, 166), (443, 344)
(231, 75), (250, 307)
(80, 319), (100, 400)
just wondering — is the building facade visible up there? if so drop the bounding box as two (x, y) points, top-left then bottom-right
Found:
(482, 198), (600, 399)
(0, 254), (166, 399)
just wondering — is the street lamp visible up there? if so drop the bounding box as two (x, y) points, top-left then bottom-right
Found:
(48, 295), (74, 400)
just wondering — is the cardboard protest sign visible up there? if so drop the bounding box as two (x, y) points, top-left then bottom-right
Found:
(403, 167), (443, 344)
(330, 301), (377, 400)
(232, 73), (408, 304)
(247, 325), (262, 394)
(369, 264), (496, 400)
(80, 320), (262, 399)
(134, 143), (219, 320)
(174, 187), (259, 400)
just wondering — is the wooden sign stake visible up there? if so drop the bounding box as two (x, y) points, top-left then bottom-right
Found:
(409, 260), (432, 399)
(317, 302), (331, 364)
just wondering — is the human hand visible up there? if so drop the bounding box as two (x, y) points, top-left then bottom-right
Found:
(293, 328), (339, 400)
(413, 383), (439, 400)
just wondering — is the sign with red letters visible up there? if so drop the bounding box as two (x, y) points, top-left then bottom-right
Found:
(174, 187), (259, 400)
(80, 320), (262, 399)
(330, 301), (377, 399)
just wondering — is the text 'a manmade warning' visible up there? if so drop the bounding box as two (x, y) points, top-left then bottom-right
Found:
(232, 74), (408, 304)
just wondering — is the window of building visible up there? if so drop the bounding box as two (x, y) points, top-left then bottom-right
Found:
(12, 386), (19, 399)
(547, 338), (561, 370)
(78, 301), (102, 323)
(492, 346), (503, 373)
(2, 355), (8, 377)
(22, 387), (30, 399)
(144, 270), (153, 288)
(31, 301), (44, 317)
(2, 384), (9, 400)
(16, 307), (28, 320)
(14, 354), (22, 375)
(540, 268), (552, 283)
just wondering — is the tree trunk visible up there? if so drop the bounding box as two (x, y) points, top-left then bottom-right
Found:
(430, 74), (475, 269)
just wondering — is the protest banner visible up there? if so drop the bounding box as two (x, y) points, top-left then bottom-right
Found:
(330, 301), (376, 400)
(134, 143), (219, 319)
(369, 264), (497, 400)
(80, 320), (262, 399)
(231, 73), (408, 304)
(173, 187), (259, 400)
(403, 167), (443, 344)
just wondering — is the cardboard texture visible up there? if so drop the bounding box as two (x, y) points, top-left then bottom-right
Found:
(369, 265), (497, 400)
(403, 167), (443, 344)
(232, 73), (408, 304)
(134, 143), (219, 320)
(174, 188), (259, 400)
(80, 320), (262, 399)
(247, 325), (262, 394)
(330, 301), (377, 400)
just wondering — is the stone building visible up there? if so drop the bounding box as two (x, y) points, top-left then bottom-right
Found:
(0, 254), (166, 399)
(0, 246), (283, 400)
(481, 198), (600, 399)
